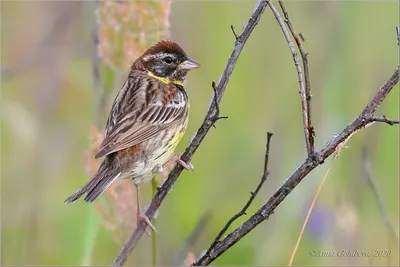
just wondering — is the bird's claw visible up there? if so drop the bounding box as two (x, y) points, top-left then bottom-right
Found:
(137, 213), (158, 235)
(176, 158), (194, 171)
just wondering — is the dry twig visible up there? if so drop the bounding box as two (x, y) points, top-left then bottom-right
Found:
(203, 133), (273, 259)
(278, 0), (314, 155)
(367, 115), (399, 126)
(268, 1), (314, 156)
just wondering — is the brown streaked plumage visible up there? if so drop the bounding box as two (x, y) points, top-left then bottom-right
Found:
(65, 41), (200, 228)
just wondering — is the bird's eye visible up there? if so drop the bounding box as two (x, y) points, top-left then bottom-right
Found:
(163, 56), (173, 64)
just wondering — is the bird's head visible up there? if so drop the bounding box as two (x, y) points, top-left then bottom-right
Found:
(133, 40), (200, 85)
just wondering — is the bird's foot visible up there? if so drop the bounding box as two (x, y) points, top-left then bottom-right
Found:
(155, 153), (194, 180)
(176, 157), (194, 171)
(137, 212), (158, 235)
(171, 152), (194, 171)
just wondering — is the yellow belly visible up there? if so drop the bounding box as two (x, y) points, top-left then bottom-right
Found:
(151, 119), (188, 168)
(130, 116), (189, 183)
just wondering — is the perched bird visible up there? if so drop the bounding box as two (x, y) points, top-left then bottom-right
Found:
(65, 40), (200, 231)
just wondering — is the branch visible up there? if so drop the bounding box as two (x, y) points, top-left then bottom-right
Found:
(268, 1), (314, 156)
(278, 0), (314, 155)
(193, 67), (399, 266)
(362, 147), (399, 244)
(203, 132), (273, 259)
(112, 0), (271, 265)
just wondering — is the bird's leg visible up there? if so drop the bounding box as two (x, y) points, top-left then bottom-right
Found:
(163, 152), (194, 171)
(135, 184), (158, 234)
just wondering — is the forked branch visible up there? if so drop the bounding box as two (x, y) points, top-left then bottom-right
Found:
(278, 0), (314, 156)
(268, 1), (314, 156)
(193, 3), (399, 265)
(194, 66), (399, 266)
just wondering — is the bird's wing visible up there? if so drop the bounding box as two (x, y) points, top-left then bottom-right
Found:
(95, 75), (188, 158)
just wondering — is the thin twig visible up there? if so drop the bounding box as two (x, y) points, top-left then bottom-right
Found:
(231, 25), (239, 40)
(367, 115), (399, 126)
(268, 2), (313, 157)
(278, 0), (314, 155)
(112, 1), (271, 265)
(193, 67), (399, 266)
(204, 132), (273, 258)
(396, 26), (400, 45)
(362, 147), (399, 244)
(211, 81), (229, 129)
(211, 81), (219, 115)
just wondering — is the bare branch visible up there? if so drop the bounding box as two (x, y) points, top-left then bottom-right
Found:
(268, 1), (314, 157)
(362, 147), (399, 244)
(112, 1), (271, 265)
(203, 132), (273, 259)
(396, 26), (400, 45)
(193, 67), (399, 266)
(278, 0), (314, 155)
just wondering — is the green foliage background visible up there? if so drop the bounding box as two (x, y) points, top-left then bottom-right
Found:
(1, 1), (399, 265)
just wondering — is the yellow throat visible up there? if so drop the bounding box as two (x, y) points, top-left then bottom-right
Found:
(147, 71), (183, 86)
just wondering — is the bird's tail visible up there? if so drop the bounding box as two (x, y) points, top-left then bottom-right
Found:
(64, 160), (121, 203)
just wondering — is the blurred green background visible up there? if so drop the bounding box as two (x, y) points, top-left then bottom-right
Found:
(1, 0), (399, 265)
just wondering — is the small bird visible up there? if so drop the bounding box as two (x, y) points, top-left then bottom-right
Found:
(65, 40), (200, 231)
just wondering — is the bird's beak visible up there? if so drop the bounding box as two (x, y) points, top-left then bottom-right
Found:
(179, 57), (200, 70)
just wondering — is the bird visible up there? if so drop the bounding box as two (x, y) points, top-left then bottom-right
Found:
(64, 40), (200, 231)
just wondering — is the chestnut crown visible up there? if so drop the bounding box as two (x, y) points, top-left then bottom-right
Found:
(133, 40), (200, 82)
